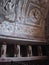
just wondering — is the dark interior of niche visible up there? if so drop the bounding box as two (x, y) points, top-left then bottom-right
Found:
(0, 45), (1, 57)
(20, 45), (27, 57)
(6, 44), (14, 57)
(32, 45), (38, 56)
(41, 45), (49, 56)
(41, 45), (47, 56)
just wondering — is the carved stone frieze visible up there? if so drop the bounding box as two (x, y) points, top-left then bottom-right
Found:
(0, 0), (48, 41)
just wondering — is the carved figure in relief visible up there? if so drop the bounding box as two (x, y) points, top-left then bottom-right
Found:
(38, 46), (43, 56)
(14, 45), (21, 57)
(1, 42), (7, 58)
(27, 45), (32, 57)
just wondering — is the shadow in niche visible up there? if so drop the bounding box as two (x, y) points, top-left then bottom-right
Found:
(42, 45), (49, 56)
(20, 45), (27, 57)
(6, 44), (14, 57)
(41, 46), (47, 56)
(32, 45), (38, 56)
(0, 45), (1, 57)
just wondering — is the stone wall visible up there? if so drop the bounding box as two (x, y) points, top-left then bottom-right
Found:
(0, 0), (48, 41)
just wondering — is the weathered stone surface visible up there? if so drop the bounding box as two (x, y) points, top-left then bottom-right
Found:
(0, 0), (48, 41)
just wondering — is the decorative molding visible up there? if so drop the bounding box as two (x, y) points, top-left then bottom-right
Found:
(0, 0), (48, 41)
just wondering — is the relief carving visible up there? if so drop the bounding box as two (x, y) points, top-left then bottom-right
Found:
(0, 0), (48, 40)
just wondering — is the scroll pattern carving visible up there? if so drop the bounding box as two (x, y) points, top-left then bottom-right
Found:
(0, 0), (48, 40)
